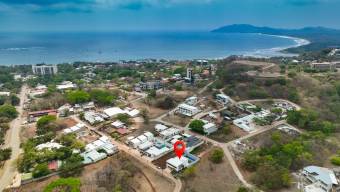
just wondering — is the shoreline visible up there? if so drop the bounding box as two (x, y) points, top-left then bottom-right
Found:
(240, 33), (311, 58)
(0, 33), (310, 66)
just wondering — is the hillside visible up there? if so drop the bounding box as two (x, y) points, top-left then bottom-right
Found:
(212, 24), (340, 53)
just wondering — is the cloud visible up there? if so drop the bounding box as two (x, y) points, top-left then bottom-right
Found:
(0, 0), (216, 12)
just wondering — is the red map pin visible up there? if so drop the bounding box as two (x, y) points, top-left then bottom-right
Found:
(173, 140), (186, 159)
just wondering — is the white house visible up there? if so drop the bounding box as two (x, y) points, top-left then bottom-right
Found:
(0, 92), (10, 96)
(203, 122), (218, 135)
(159, 128), (181, 140)
(84, 111), (104, 125)
(216, 94), (231, 105)
(104, 107), (125, 117)
(233, 114), (255, 132)
(177, 103), (200, 117)
(185, 96), (198, 106)
(302, 166), (339, 192)
(56, 81), (76, 90)
(166, 157), (189, 172)
(155, 124), (168, 132)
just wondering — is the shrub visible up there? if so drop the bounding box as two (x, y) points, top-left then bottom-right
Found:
(209, 148), (224, 163)
(189, 120), (205, 134)
(43, 177), (81, 192)
(331, 155), (340, 166)
(32, 163), (51, 178)
(0, 104), (18, 119)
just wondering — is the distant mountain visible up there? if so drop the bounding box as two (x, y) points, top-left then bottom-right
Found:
(212, 24), (340, 53)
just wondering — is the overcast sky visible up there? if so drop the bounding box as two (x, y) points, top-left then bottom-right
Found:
(0, 0), (340, 32)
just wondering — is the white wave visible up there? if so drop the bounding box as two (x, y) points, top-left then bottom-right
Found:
(0, 47), (45, 51)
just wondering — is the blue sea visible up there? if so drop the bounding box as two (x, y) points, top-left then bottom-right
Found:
(0, 31), (307, 65)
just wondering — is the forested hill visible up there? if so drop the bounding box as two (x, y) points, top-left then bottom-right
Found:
(212, 24), (340, 53)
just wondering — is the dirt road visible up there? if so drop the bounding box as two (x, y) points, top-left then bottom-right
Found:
(0, 85), (28, 191)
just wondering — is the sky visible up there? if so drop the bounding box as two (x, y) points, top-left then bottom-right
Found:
(0, 0), (340, 32)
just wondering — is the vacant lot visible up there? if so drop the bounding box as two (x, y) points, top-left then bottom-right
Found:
(181, 148), (241, 192)
(208, 124), (247, 143)
(12, 152), (175, 192)
(162, 114), (191, 127)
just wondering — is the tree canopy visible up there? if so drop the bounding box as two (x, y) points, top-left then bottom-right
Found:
(189, 120), (205, 134)
(67, 90), (90, 104)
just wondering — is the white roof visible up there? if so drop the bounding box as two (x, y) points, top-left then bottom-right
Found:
(143, 132), (154, 138)
(36, 142), (62, 150)
(93, 140), (105, 148)
(0, 92), (10, 96)
(85, 143), (96, 151)
(166, 156), (189, 167)
(146, 146), (170, 157)
(99, 136), (109, 142)
(178, 103), (198, 111)
(137, 135), (148, 142)
(126, 109), (140, 117)
(130, 138), (141, 145)
(111, 120), (125, 128)
(155, 124), (168, 132)
(304, 166), (338, 185)
(217, 93), (230, 99)
(104, 107), (125, 117)
(304, 183), (324, 192)
(138, 141), (153, 150)
(203, 123), (216, 129)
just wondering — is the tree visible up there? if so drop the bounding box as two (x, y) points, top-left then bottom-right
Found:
(116, 114), (131, 125)
(0, 104), (18, 119)
(157, 96), (175, 109)
(209, 148), (224, 163)
(140, 108), (149, 124)
(251, 162), (291, 190)
(67, 90), (90, 104)
(189, 120), (205, 134)
(222, 123), (231, 135)
(0, 148), (12, 161)
(10, 94), (20, 106)
(90, 89), (115, 106)
(33, 163), (51, 178)
(60, 154), (84, 177)
(36, 115), (57, 135)
(147, 90), (156, 98)
(43, 177), (81, 192)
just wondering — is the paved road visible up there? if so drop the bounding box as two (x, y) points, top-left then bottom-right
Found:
(0, 85), (28, 191)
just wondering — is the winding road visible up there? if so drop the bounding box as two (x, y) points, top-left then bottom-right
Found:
(0, 85), (28, 191)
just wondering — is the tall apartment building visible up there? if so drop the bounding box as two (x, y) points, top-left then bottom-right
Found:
(32, 64), (58, 75)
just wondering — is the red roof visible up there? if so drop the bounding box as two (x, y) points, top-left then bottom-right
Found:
(116, 128), (129, 135)
(28, 109), (57, 116)
(48, 161), (58, 170)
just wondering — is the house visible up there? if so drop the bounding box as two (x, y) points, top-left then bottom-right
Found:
(136, 80), (162, 90)
(166, 153), (200, 172)
(177, 103), (200, 117)
(56, 81), (76, 90)
(0, 92), (10, 96)
(36, 142), (62, 150)
(155, 124), (168, 132)
(233, 114), (255, 132)
(144, 146), (171, 159)
(32, 64), (58, 75)
(112, 120), (126, 129)
(138, 141), (153, 151)
(166, 157), (189, 172)
(302, 166), (339, 192)
(203, 122), (218, 135)
(159, 128), (181, 140)
(81, 150), (107, 164)
(104, 107), (125, 117)
(216, 94), (231, 105)
(28, 109), (58, 122)
(84, 111), (104, 125)
(185, 96), (198, 106)
(63, 123), (86, 134)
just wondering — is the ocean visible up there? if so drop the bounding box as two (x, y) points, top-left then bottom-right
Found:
(0, 31), (308, 65)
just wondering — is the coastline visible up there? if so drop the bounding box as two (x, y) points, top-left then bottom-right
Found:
(241, 33), (310, 58)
